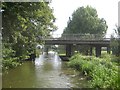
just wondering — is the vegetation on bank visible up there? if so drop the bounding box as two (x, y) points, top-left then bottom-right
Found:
(2, 47), (41, 71)
(2, 2), (56, 70)
(68, 53), (120, 89)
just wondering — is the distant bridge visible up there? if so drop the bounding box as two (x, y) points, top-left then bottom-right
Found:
(38, 34), (111, 57)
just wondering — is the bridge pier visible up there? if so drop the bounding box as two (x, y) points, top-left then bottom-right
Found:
(90, 47), (93, 56)
(107, 46), (111, 54)
(44, 35), (110, 57)
(95, 46), (101, 57)
(66, 44), (72, 57)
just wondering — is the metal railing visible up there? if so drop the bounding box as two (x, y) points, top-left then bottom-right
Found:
(39, 34), (111, 40)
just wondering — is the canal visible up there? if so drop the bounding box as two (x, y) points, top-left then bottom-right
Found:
(2, 51), (89, 88)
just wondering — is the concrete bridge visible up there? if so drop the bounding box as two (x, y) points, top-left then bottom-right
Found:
(39, 34), (111, 57)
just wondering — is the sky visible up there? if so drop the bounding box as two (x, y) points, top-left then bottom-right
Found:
(50, 0), (120, 37)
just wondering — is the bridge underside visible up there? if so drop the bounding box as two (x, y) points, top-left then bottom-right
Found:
(44, 39), (110, 46)
(43, 39), (110, 57)
(64, 44), (110, 57)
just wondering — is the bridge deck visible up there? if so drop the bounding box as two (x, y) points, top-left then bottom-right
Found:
(39, 34), (111, 46)
(44, 39), (110, 46)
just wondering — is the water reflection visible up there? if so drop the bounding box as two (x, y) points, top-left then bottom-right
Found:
(33, 51), (71, 88)
(35, 52), (61, 71)
(3, 51), (71, 88)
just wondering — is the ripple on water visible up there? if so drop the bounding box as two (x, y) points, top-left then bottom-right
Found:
(2, 52), (88, 88)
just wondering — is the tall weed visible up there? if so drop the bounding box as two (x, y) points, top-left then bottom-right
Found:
(68, 53), (119, 89)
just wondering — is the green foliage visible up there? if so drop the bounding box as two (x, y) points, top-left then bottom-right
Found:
(111, 37), (119, 56)
(68, 54), (95, 74)
(63, 6), (108, 35)
(62, 6), (108, 55)
(2, 2), (56, 69)
(68, 53), (119, 89)
(2, 44), (20, 70)
(111, 26), (120, 56)
(90, 64), (119, 89)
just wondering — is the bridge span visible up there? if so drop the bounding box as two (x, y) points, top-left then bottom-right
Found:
(39, 34), (111, 57)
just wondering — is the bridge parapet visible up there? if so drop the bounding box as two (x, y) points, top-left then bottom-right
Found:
(40, 34), (111, 40)
(60, 34), (105, 40)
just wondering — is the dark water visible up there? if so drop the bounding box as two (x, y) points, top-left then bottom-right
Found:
(2, 52), (88, 88)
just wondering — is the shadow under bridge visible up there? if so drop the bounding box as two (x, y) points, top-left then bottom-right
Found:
(39, 34), (111, 57)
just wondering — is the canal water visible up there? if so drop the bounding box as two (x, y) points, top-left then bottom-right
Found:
(2, 51), (89, 88)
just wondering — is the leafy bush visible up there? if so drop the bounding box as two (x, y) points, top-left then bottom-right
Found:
(3, 58), (20, 70)
(2, 46), (20, 70)
(89, 64), (119, 88)
(68, 53), (119, 89)
(81, 61), (94, 75)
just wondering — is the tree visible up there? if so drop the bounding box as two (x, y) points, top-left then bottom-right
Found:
(111, 26), (120, 56)
(2, 2), (56, 69)
(63, 6), (108, 35)
(62, 6), (108, 55)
